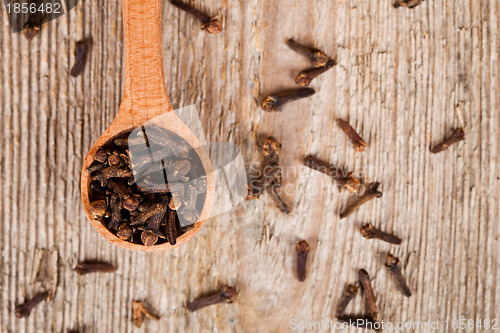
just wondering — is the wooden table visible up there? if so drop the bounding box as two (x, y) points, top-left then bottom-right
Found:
(1, 0), (499, 332)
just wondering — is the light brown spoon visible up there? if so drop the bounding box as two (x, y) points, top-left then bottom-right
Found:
(81, 0), (214, 251)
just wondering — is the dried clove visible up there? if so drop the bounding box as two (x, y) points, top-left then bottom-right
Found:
(132, 301), (160, 328)
(109, 194), (123, 230)
(70, 40), (89, 77)
(336, 284), (359, 317)
(92, 167), (133, 186)
(287, 39), (329, 67)
(262, 88), (315, 112)
(358, 269), (378, 321)
(89, 200), (107, 217)
(385, 253), (412, 297)
(393, 0), (424, 8)
(261, 137), (281, 165)
(170, 0), (222, 34)
(187, 286), (238, 312)
(340, 183), (383, 219)
(116, 223), (133, 240)
(295, 59), (336, 87)
(15, 292), (49, 318)
(430, 128), (465, 154)
(138, 197), (168, 245)
(178, 184), (199, 225)
(336, 119), (367, 152)
(130, 202), (165, 226)
(296, 240), (310, 281)
(164, 207), (178, 245)
(74, 262), (116, 275)
(360, 224), (402, 245)
(303, 156), (361, 193)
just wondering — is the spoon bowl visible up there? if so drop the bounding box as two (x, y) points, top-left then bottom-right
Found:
(81, 0), (214, 251)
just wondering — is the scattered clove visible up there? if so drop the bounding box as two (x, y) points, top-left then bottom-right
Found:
(340, 183), (383, 219)
(261, 137), (281, 165)
(336, 119), (367, 152)
(360, 224), (402, 245)
(74, 262), (116, 275)
(303, 155), (361, 193)
(170, 0), (222, 34)
(15, 292), (49, 318)
(296, 240), (311, 281)
(295, 59), (336, 86)
(187, 286), (238, 312)
(70, 40), (89, 77)
(287, 39), (329, 67)
(430, 128), (465, 154)
(393, 0), (424, 8)
(336, 284), (359, 317)
(262, 88), (315, 112)
(132, 301), (160, 328)
(385, 253), (412, 297)
(358, 269), (378, 321)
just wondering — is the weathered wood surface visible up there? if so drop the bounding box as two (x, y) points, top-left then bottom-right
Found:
(1, 0), (499, 332)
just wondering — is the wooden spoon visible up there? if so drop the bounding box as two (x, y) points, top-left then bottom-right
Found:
(81, 0), (214, 252)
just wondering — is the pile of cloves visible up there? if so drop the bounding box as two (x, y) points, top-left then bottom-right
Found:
(87, 126), (207, 246)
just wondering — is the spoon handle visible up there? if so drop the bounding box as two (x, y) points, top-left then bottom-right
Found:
(122, 0), (173, 114)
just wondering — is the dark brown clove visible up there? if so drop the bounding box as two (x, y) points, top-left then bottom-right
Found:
(340, 183), (383, 219)
(296, 240), (311, 281)
(74, 262), (116, 275)
(170, 0), (222, 34)
(385, 253), (412, 297)
(70, 40), (89, 77)
(130, 202), (165, 226)
(261, 137), (281, 165)
(303, 156), (361, 193)
(139, 197), (168, 245)
(164, 207), (178, 245)
(295, 59), (336, 86)
(15, 292), (49, 318)
(360, 224), (402, 245)
(109, 194), (123, 230)
(187, 286), (238, 312)
(116, 223), (134, 240)
(89, 200), (107, 217)
(136, 181), (185, 194)
(394, 0), (424, 8)
(92, 167), (133, 186)
(132, 301), (160, 328)
(336, 119), (367, 152)
(358, 269), (378, 321)
(430, 128), (465, 153)
(262, 88), (315, 112)
(179, 184), (199, 225)
(287, 39), (329, 67)
(336, 284), (359, 317)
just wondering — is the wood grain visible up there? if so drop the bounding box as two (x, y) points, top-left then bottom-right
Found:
(1, 0), (499, 332)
